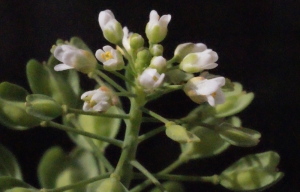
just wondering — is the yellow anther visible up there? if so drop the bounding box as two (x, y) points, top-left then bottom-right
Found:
(211, 92), (217, 98)
(153, 76), (158, 82)
(101, 52), (113, 61)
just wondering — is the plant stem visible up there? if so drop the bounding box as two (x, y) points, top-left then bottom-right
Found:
(113, 86), (145, 187)
(138, 126), (165, 143)
(130, 160), (165, 192)
(41, 121), (123, 148)
(96, 70), (128, 93)
(139, 107), (169, 124)
(130, 158), (184, 192)
(66, 107), (130, 119)
(41, 173), (111, 192)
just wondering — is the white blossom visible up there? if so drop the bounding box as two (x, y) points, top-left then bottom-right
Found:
(149, 56), (166, 73)
(81, 87), (116, 112)
(174, 43), (207, 61)
(53, 45), (96, 74)
(138, 68), (165, 92)
(184, 76), (225, 106)
(95, 45), (124, 71)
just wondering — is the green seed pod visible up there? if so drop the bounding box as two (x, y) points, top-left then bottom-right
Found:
(87, 178), (129, 192)
(25, 94), (62, 121)
(165, 122), (200, 143)
(218, 123), (261, 147)
(0, 82), (40, 130)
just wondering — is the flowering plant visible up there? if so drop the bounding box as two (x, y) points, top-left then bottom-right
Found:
(0, 9), (283, 192)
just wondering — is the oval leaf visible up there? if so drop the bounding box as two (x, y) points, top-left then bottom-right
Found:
(0, 177), (33, 191)
(0, 144), (22, 180)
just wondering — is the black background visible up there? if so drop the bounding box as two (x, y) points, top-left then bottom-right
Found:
(0, 0), (299, 191)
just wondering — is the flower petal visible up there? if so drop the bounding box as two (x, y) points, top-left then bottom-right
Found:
(54, 64), (74, 71)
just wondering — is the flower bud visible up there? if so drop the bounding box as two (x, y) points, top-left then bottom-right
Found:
(25, 94), (62, 121)
(165, 69), (193, 85)
(54, 45), (97, 74)
(149, 56), (167, 73)
(99, 10), (123, 44)
(135, 49), (152, 72)
(87, 178), (128, 192)
(129, 33), (144, 50)
(150, 44), (164, 56)
(138, 68), (165, 92)
(217, 123), (261, 147)
(174, 42), (207, 62)
(220, 151), (283, 191)
(179, 49), (218, 73)
(146, 10), (171, 43)
(215, 82), (254, 118)
(165, 122), (200, 143)
(95, 46), (125, 71)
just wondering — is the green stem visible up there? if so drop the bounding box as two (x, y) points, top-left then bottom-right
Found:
(108, 70), (135, 86)
(130, 160), (165, 192)
(41, 121), (123, 148)
(66, 107), (130, 119)
(138, 126), (165, 143)
(130, 158), (184, 192)
(139, 107), (169, 124)
(146, 85), (184, 101)
(133, 173), (219, 184)
(166, 56), (179, 67)
(113, 86), (145, 187)
(96, 70), (128, 93)
(41, 173), (111, 192)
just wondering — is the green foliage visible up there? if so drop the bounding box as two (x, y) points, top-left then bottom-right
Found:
(0, 82), (40, 129)
(150, 181), (185, 192)
(0, 177), (34, 191)
(0, 144), (22, 180)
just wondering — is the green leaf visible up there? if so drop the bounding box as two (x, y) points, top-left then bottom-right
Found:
(87, 178), (129, 192)
(0, 144), (22, 180)
(37, 146), (68, 188)
(26, 59), (80, 108)
(38, 147), (98, 191)
(0, 177), (33, 191)
(181, 126), (230, 160)
(218, 123), (261, 147)
(5, 187), (38, 192)
(68, 106), (121, 151)
(25, 94), (62, 121)
(216, 83), (254, 118)
(0, 82), (40, 130)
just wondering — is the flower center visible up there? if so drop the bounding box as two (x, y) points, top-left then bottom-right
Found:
(152, 76), (158, 82)
(101, 51), (113, 61)
(211, 92), (217, 98)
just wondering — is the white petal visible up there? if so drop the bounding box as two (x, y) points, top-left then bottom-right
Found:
(149, 10), (159, 21)
(195, 80), (219, 95)
(153, 73), (165, 88)
(214, 89), (226, 105)
(159, 14), (171, 26)
(207, 95), (215, 106)
(202, 63), (218, 70)
(93, 101), (110, 112)
(53, 46), (64, 62)
(81, 90), (96, 99)
(99, 10), (115, 30)
(212, 77), (225, 86)
(95, 49), (105, 62)
(194, 43), (207, 52)
(103, 45), (113, 52)
(54, 64), (74, 71)
(82, 102), (92, 111)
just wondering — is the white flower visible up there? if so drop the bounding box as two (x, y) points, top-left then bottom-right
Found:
(174, 43), (207, 61)
(149, 56), (166, 73)
(98, 10), (123, 44)
(138, 68), (165, 92)
(122, 27), (132, 52)
(81, 87), (116, 112)
(54, 45), (97, 74)
(179, 49), (218, 73)
(95, 45), (125, 71)
(184, 76), (225, 106)
(146, 10), (171, 43)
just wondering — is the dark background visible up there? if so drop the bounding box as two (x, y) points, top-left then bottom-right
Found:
(0, 0), (299, 191)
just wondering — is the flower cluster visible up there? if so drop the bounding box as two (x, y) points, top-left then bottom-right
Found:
(52, 9), (226, 111)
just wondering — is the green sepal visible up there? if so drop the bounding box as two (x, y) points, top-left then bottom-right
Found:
(38, 147), (98, 191)
(0, 82), (40, 130)
(26, 94), (62, 121)
(0, 144), (22, 180)
(165, 69), (194, 85)
(66, 106), (121, 151)
(216, 82), (254, 118)
(220, 151), (284, 191)
(70, 37), (92, 52)
(26, 59), (80, 108)
(87, 178), (129, 192)
(218, 123), (261, 147)
(150, 181), (185, 192)
(0, 177), (34, 191)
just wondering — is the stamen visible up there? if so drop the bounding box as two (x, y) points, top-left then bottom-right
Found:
(101, 52), (113, 61)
